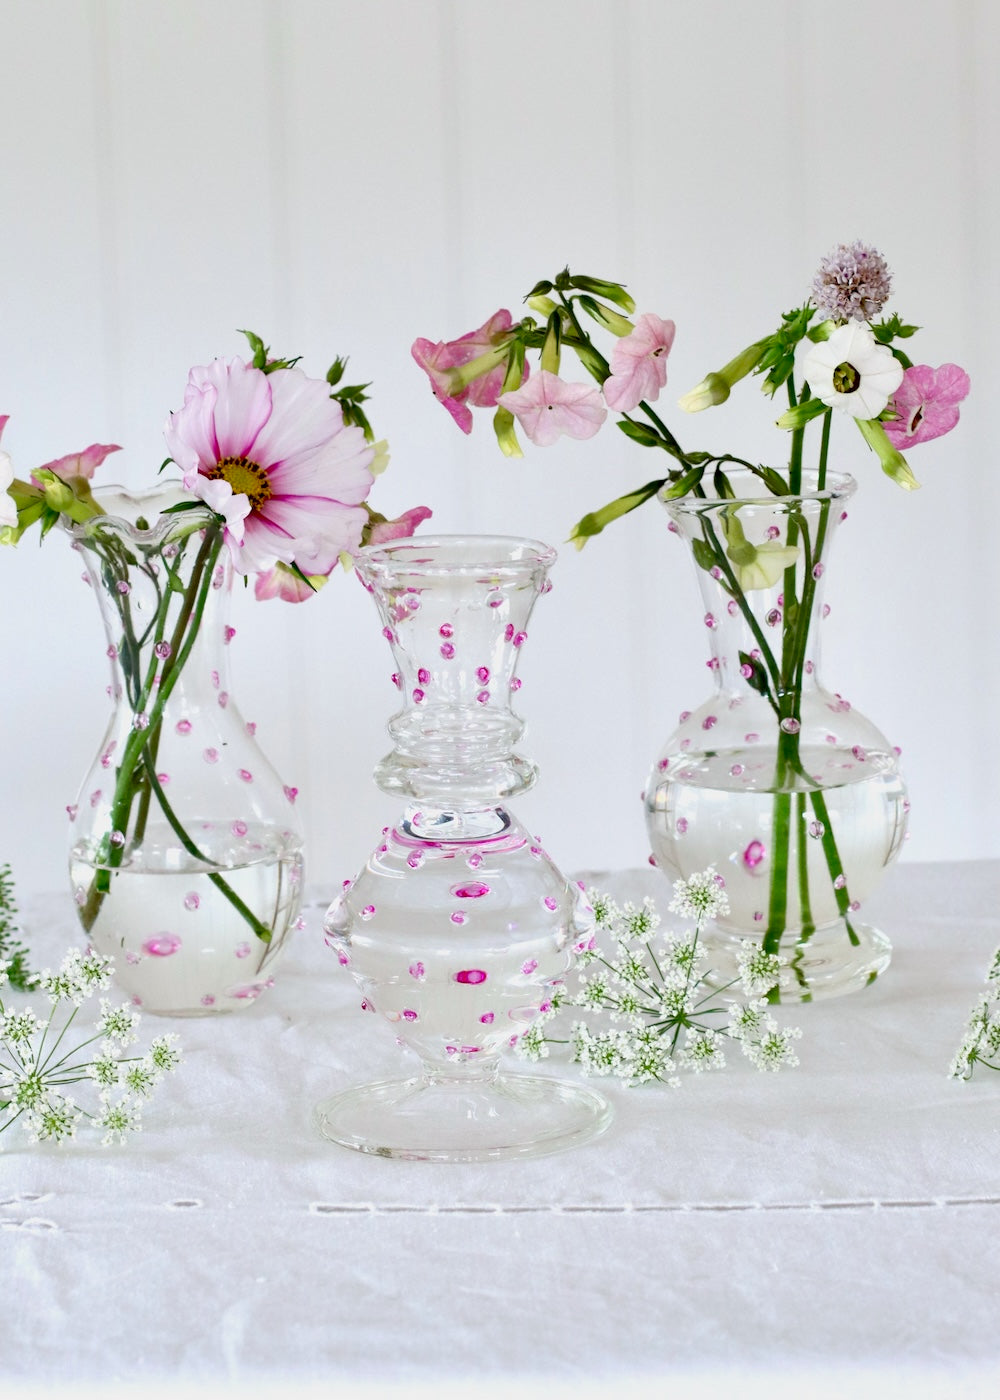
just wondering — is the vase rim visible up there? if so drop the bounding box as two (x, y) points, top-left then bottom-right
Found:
(357, 534), (558, 575)
(68, 481), (218, 546)
(661, 468), (856, 514)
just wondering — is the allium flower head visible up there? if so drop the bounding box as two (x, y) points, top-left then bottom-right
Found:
(811, 241), (892, 323)
(164, 357), (375, 576)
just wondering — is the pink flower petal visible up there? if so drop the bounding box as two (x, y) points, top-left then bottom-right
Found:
(411, 338), (473, 433)
(367, 505), (433, 545)
(35, 442), (123, 482)
(603, 313), (676, 412)
(883, 363), (971, 450)
(498, 370), (607, 447)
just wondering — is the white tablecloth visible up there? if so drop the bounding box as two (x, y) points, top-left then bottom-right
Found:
(5, 861), (1000, 1397)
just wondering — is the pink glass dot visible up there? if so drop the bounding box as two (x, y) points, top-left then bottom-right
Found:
(808, 821), (825, 839)
(402, 1009), (418, 1021)
(409, 961), (425, 979)
(210, 670), (220, 690)
(740, 664), (753, 679)
(212, 565), (224, 589)
(143, 934), (181, 957)
(391, 672), (402, 689)
(439, 623), (454, 638)
(766, 609), (781, 627)
(849, 900), (861, 912)
(203, 748), (219, 764)
(360, 905), (376, 920)
(728, 600), (739, 616)
(66, 804), (78, 821)
(743, 840), (766, 869)
(543, 896), (558, 911)
(176, 720), (192, 736)
(224, 626), (237, 644)
(676, 817), (689, 834)
(679, 711), (691, 723)
(183, 893), (200, 911)
(779, 718), (801, 735)
(235, 942), (251, 959)
(201, 995), (216, 1007)
(110, 830), (125, 847)
(246, 722), (257, 736)
(450, 911), (468, 925)
(812, 563), (825, 579)
(730, 763), (745, 777)
(413, 688), (425, 703)
(107, 645), (118, 660)
(382, 627), (395, 642)
(510, 677), (522, 691)
(504, 624), (515, 641)
(834, 874), (847, 890)
(710, 566), (722, 580)
(407, 851), (424, 869)
(521, 959), (538, 975)
(440, 642), (455, 659)
(476, 666), (490, 684)
(480, 1012), (495, 1024)
(852, 746), (867, 762)
(754, 911), (764, 922)
(232, 820), (248, 837)
(702, 715), (717, 730)
(822, 604), (832, 619)
(417, 668), (430, 685)
(454, 969), (487, 985)
(125, 951), (141, 965)
(453, 882), (491, 899)
(238, 769), (253, 783)
(513, 631), (527, 647)
(133, 713), (149, 731)
(766, 525), (781, 540)
(745, 733), (760, 743)
(825, 733), (837, 744)
(488, 594), (504, 609)
(704, 612), (717, 630)
(657, 758), (669, 771)
(476, 690), (490, 705)
(282, 786), (299, 806)
(403, 592), (421, 612)
(467, 852), (484, 869)
(218, 692), (229, 708)
(154, 641), (172, 660)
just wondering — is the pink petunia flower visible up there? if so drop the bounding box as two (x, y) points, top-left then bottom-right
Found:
(603, 313), (676, 413)
(883, 363), (970, 450)
(164, 357), (374, 575)
(34, 442), (122, 483)
(498, 370), (607, 447)
(367, 504), (433, 545)
(411, 310), (520, 434)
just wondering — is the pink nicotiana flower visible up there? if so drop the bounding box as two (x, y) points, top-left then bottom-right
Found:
(498, 370), (607, 447)
(367, 504), (433, 546)
(411, 310), (520, 434)
(163, 357), (374, 575)
(603, 313), (676, 413)
(34, 442), (122, 483)
(883, 363), (971, 451)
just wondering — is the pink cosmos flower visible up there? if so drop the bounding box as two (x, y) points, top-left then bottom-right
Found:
(412, 310), (520, 434)
(367, 504), (433, 545)
(883, 363), (970, 450)
(498, 370), (607, 447)
(603, 313), (676, 413)
(164, 357), (374, 575)
(34, 442), (122, 482)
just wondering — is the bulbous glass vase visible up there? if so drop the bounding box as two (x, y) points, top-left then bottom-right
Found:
(318, 535), (612, 1162)
(645, 471), (909, 1001)
(67, 485), (304, 1015)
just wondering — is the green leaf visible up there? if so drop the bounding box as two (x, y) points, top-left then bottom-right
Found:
(691, 538), (717, 573)
(567, 274), (636, 314)
(540, 310), (562, 375)
(872, 314), (920, 343)
(240, 328), (268, 369)
(577, 294), (633, 337)
(739, 650), (770, 698)
(662, 465), (706, 499)
(326, 357), (346, 387)
(713, 466), (735, 499)
(617, 419), (666, 448)
(526, 278), (554, 298)
(568, 478), (667, 545)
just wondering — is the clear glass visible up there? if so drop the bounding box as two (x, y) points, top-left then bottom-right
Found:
(67, 485), (304, 1015)
(317, 535), (612, 1161)
(645, 471), (908, 1001)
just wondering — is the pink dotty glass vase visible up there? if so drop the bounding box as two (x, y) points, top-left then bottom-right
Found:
(318, 536), (612, 1162)
(645, 470), (908, 1001)
(67, 486), (304, 1015)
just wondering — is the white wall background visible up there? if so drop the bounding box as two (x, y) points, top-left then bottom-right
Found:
(0, 0), (994, 900)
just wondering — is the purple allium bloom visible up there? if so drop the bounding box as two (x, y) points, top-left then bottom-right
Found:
(811, 241), (892, 323)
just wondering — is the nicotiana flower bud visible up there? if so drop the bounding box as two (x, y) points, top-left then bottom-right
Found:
(678, 341), (767, 413)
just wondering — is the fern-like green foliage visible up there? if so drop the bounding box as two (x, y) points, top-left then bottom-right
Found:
(0, 864), (38, 992)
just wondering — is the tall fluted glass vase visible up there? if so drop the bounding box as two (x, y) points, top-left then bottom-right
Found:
(645, 470), (908, 1001)
(318, 535), (612, 1161)
(66, 485), (304, 1015)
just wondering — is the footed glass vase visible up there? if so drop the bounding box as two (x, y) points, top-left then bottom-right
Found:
(67, 485), (304, 1015)
(318, 535), (612, 1162)
(645, 471), (908, 1001)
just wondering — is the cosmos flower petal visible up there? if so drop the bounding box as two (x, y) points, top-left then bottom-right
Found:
(198, 358), (273, 461)
(36, 443), (122, 482)
(366, 504), (433, 545)
(266, 423), (374, 502)
(248, 368), (351, 469)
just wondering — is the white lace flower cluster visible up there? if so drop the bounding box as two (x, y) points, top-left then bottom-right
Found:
(950, 947), (1000, 1080)
(0, 949), (181, 1146)
(516, 869), (802, 1086)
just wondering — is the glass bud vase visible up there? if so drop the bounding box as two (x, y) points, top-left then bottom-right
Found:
(67, 485), (304, 1015)
(317, 536), (613, 1162)
(645, 470), (908, 1001)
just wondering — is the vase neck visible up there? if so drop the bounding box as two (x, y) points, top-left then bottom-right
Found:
(355, 536), (555, 804)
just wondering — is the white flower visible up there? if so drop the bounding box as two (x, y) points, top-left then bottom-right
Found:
(25, 1094), (81, 1144)
(742, 1025), (803, 1072)
(678, 1027), (726, 1072)
(621, 899), (660, 945)
(737, 941), (784, 998)
(96, 1000), (140, 1049)
(668, 868), (730, 924)
(801, 323), (904, 420)
(96, 1095), (143, 1146)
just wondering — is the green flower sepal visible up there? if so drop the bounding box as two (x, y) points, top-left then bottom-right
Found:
(856, 418), (920, 490)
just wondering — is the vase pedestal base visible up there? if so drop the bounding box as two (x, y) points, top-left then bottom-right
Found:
(701, 919), (892, 1004)
(314, 1071), (613, 1163)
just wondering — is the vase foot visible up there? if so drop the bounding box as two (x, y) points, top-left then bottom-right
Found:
(314, 1072), (613, 1163)
(701, 919), (892, 1003)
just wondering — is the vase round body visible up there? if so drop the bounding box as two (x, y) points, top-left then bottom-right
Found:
(645, 471), (908, 1001)
(318, 535), (612, 1162)
(67, 485), (304, 1015)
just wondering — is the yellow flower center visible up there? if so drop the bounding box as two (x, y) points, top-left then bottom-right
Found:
(832, 361), (861, 395)
(208, 456), (272, 509)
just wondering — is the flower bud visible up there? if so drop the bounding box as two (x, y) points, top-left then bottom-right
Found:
(856, 417), (920, 490)
(678, 373), (731, 413)
(526, 294), (558, 317)
(34, 470), (74, 512)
